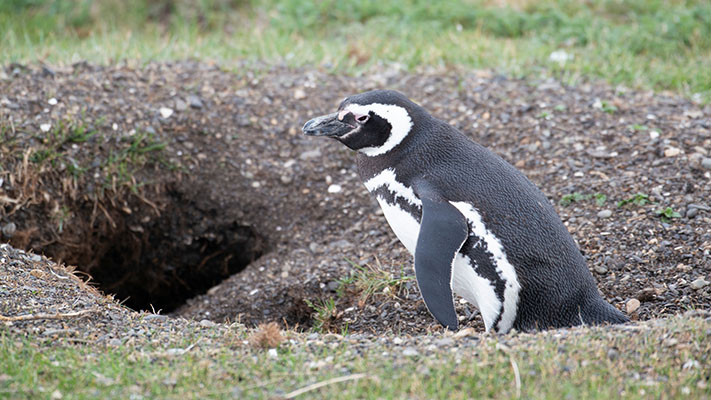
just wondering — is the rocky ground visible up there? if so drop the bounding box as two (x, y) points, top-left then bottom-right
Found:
(1, 62), (710, 336)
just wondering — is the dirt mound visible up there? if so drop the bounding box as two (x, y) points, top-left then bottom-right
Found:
(1, 62), (710, 333)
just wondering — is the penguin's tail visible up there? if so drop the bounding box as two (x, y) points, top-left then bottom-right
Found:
(580, 296), (629, 326)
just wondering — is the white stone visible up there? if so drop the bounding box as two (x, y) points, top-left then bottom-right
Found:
(690, 278), (709, 290)
(664, 147), (681, 157)
(40, 123), (51, 132)
(626, 298), (641, 314)
(597, 210), (613, 218)
(159, 107), (174, 118)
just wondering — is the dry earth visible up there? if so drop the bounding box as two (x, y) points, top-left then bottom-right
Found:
(1, 62), (710, 335)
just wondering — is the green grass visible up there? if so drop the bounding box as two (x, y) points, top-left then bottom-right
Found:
(304, 297), (338, 333)
(559, 192), (607, 207)
(1, 0), (710, 102)
(338, 259), (414, 308)
(655, 206), (682, 223)
(1, 316), (709, 399)
(617, 193), (652, 207)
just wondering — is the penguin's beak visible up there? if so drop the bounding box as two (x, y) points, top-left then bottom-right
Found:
(303, 112), (354, 137)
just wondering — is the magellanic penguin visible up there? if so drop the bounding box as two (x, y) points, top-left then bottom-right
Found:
(302, 90), (628, 333)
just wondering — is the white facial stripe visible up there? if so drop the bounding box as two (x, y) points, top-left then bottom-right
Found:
(450, 202), (521, 333)
(363, 169), (421, 207)
(345, 103), (412, 157)
(452, 253), (501, 331)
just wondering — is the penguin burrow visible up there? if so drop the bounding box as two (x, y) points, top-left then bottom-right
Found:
(302, 89), (628, 332)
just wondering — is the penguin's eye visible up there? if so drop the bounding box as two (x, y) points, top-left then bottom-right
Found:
(356, 114), (369, 123)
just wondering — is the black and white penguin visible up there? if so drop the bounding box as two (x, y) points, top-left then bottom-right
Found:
(302, 90), (628, 333)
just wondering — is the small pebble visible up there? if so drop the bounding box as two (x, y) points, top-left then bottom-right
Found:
(293, 89), (306, 100)
(597, 210), (612, 218)
(663, 147), (681, 157)
(434, 338), (454, 347)
(626, 298), (641, 314)
(690, 278), (709, 290)
(143, 314), (168, 321)
(267, 348), (278, 358)
(327, 184), (342, 193)
(159, 107), (174, 119)
(309, 242), (322, 253)
(187, 95), (203, 109)
(594, 266), (608, 274)
(300, 150), (322, 160)
(199, 319), (216, 328)
(29, 269), (45, 278)
(701, 157), (711, 170)
(40, 123), (51, 132)
(48, 98), (58, 105)
(1, 222), (16, 238)
(607, 348), (619, 361)
(175, 98), (188, 112)
(402, 347), (419, 357)
(686, 207), (698, 218)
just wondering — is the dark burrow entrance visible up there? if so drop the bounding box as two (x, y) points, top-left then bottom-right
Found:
(91, 220), (266, 313)
(9, 184), (268, 314)
(81, 188), (269, 313)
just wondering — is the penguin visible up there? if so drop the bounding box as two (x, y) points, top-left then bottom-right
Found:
(302, 89), (628, 333)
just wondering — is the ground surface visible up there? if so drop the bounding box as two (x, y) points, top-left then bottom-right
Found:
(2, 243), (710, 399)
(1, 62), (710, 335)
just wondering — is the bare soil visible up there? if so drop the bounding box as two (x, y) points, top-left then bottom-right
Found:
(1, 62), (710, 335)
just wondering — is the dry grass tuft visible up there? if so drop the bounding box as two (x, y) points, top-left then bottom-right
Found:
(248, 322), (284, 349)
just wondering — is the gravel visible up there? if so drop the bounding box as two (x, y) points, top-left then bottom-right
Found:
(1, 62), (710, 335)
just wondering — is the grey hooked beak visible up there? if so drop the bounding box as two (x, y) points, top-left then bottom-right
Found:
(302, 112), (355, 137)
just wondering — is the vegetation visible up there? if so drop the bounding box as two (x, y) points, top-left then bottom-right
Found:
(304, 260), (414, 333)
(559, 192), (607, 207)
(655, 206), (682, 223)
(2, 0), (710, 102)
(338, 259), (414, 307)
(617, 193), (652, 207)
(1, 316), (709, 399)
(304, 297), (339, 333)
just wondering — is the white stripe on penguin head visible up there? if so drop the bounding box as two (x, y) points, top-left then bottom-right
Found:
(345, 103), (413, 157)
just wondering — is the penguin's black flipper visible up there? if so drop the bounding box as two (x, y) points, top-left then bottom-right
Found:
(414, 181), (469, 330)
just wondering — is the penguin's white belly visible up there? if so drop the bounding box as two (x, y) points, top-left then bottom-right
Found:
(365, 169), (520, 333)
(375, 196), (420, 254)
(451, 253), (502, 331)
(379, 201), (503, 331)
(365, 168), (422, 254)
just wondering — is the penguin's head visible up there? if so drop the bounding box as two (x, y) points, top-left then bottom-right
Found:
(303, 90), (417, 157)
